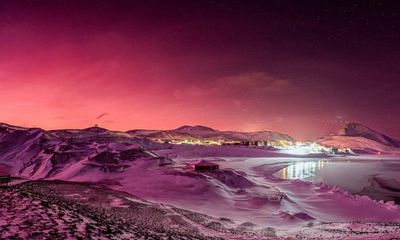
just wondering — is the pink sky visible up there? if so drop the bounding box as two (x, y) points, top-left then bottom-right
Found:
(0, 1), (399, 140)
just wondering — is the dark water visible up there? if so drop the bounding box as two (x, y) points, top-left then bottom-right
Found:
(275, 159), (400, 203)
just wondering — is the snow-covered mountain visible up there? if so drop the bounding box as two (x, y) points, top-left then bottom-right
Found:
(129, 125), (295, 143)
(318, 122), (400, 154)
(0, 123), (169, 179)
(0, 122), (291, 227)
(2, 121), (398, 181)
(0, 122), (295, 180)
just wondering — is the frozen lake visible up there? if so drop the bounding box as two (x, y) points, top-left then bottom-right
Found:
(275, 158), (400, 203)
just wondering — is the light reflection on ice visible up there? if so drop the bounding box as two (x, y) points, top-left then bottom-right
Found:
(281, 160), (326, 180)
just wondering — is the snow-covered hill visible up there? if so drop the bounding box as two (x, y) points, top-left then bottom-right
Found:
(0, 123), (292, 222)
(0, 123), (167, 179)
(128, 125), (295, 143)
(318, 122), (400, 154)
(0, 122), (296, 227)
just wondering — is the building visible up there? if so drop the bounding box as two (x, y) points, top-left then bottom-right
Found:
(240, 141), (270, 146)
(221, 140), (242, 146)
(191, 160), (219, 171)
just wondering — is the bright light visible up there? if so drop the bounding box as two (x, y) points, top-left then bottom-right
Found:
(282, 160), (325, 179)
(277, 141), (335, 155)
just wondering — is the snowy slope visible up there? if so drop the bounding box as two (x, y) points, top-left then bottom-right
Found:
(318, 122), (400, 154)
(0, 122), (294, 181)
(337, 122), (400, 147)
(319, 135), (400, 154)
(0, 123), (164, 179)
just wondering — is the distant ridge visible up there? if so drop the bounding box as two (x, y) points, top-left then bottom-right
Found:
(174, 125), (216, 132)
(130, 124), (296, 142)
(82, 126), (109, 132)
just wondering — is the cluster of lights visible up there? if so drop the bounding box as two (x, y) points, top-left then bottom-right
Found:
(153, 137), (353, 155)
(269, 140), (293, 147)
(276, 141), (353, 155)
(167, 139), (222, 145)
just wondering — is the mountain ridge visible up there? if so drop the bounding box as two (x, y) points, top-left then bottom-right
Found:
(129, 124), (296, 143)
(318, 122), (400, 153)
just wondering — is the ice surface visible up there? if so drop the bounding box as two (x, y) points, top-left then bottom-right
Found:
(275, 158), (400, 203)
